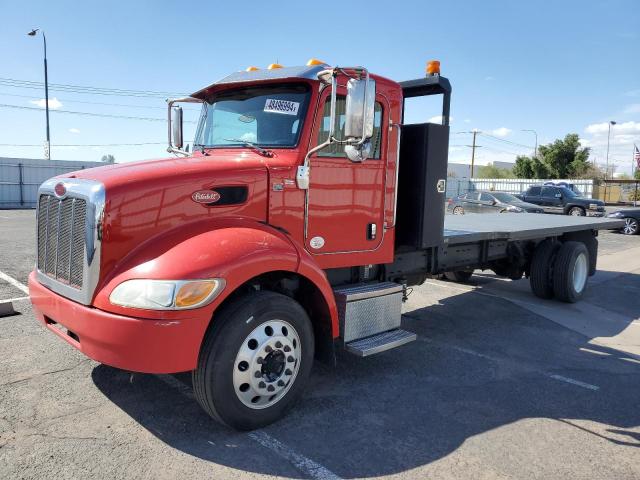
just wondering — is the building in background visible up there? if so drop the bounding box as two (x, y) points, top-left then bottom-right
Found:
(0, 157), (104, 209)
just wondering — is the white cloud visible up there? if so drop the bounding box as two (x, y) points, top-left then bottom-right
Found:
(30, 97), (63, 109)
(585, 121), (640, 135)
(69, 128), (80, 134)
(623, 103), (640, 114)
(428, 115), (453, 124)
(491, 127), (512, 137)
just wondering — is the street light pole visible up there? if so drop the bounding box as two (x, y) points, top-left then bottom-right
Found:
(28, 29), (50, 160)
(521, 129), (538, 158)
(605, 121), (616, 179)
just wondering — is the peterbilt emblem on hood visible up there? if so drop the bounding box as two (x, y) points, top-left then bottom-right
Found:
(192, 190), (221, 204)
(54, 182), (67, 197)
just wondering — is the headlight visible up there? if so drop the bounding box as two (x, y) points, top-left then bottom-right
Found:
(508, 206), (523, 213)
(588, 203), (602, 210)
(110, 279), (225, 310)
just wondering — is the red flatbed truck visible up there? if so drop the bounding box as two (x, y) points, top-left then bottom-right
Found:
(29, 60), (622, 430)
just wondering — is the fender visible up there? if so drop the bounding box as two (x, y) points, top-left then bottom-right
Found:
(92, 217), (339, 337)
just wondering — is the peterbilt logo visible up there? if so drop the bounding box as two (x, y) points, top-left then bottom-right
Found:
(54, 182), (67, 197)
(192, 190), (221, 204)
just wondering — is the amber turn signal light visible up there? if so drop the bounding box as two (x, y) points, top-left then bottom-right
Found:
(175, 281), (218, 308)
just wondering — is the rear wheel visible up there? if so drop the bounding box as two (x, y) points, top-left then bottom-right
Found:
(193, 291), (314, 430)
(444, 270), (473, 282)
(452, 206), (465, 215)
(530, 240), (559, 299)
(568, 206), (585, 216)
(552, 241), (589, 303)
(623, 217), (639, 235)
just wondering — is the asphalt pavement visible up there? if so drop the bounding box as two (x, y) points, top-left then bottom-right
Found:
(1, 210), (639, 479)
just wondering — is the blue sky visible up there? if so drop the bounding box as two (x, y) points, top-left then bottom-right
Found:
(1, 0), (639, 174)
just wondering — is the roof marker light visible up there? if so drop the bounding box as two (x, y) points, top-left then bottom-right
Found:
(306, 58), (326, 66)
(267, 63), (284, 70)
(246, 66), (259, 72)
(426, 60), (441, 76)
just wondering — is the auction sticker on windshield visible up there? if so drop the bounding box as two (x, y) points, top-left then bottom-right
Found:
(264, 99), (300, 115)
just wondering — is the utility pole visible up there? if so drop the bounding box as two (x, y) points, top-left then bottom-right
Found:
(470, 129), (478, 178)
(28, 28), (50, 160)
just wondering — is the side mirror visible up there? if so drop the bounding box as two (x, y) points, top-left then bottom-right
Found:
(344, 76), (376, 162)
(171, 106), (184, 149)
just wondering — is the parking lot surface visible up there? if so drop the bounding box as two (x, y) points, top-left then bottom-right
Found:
(1, 210), (639, 479)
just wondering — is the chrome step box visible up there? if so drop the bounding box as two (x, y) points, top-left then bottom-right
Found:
(334, 282), (414, 355)
(345, 329), (417, 357)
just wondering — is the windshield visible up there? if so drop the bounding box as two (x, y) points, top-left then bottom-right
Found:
(492, 192), (519, 203)
(194, 84), (311, 148)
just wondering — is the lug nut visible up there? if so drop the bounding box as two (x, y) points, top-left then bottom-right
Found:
(254, 371), (262, 378)
(265, 346), (273, 353)
(277, 380), (285, 387)
(287, 356), (294, 362)
(285, 369), (292, 375)
(284, 345), (291, 352)
(275, 341), (282, 348)
(258, 381), (266, 388)
(267, 385), (275, 392)
(256, 357), (264, 364)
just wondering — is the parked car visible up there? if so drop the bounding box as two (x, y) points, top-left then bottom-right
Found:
(448, 191), (544, 215)
(516, 185), (605, 216)
(607, 208), (640, 235)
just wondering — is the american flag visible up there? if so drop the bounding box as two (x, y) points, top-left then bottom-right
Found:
(636, 144), (640, 170)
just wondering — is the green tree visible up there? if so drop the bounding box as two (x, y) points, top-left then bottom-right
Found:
(101, 154), (115, 163)
(635, 169), (640, 180)
(513, 156), (534, 178)
(476, 163), (513, 179)
(537, 134), (590, 178)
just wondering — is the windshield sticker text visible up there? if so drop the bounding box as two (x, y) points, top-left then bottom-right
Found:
(264, 99), (300, 116)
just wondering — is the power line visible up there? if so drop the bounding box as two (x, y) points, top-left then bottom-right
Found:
(478, 132), (534, 149)
(0, 142), (165, 147)
(0, 102), (196, 123)
(0, 77), (189, 98)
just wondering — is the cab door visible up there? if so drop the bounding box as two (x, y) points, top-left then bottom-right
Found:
(305, 88), (388, 254)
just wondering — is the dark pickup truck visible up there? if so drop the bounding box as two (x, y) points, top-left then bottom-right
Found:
(516, 185), (605, 216)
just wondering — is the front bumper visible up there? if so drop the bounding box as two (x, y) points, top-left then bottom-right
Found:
(587, 210), (605, 217)
(29, 272), (206, 373)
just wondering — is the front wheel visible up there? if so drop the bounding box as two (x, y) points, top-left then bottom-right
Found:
(452, 206), (465, 215)
(568, 207), (585, 216)
(193, 291), (314, 430)
(622, 217), (639, 235)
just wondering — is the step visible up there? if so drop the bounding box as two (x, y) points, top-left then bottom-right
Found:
(345, 328), (417, 357)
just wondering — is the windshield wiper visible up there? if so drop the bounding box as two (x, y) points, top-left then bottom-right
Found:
(223, 139), (274, 158)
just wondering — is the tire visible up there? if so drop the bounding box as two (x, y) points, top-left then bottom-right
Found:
(452, 206), (464, 215)
(193, 291), (314, 430)
(444, 270), (473, 282)
(530, 240), (560, 299)
(622, 217), (639, 235)
(568, 206), (585, 216)
(552, 241), (589, 303)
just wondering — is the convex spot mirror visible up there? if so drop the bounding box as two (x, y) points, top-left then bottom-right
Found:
(344, 76), (376, 162)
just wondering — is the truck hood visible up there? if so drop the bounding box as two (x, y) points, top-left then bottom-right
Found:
(66, 151), (271, 280)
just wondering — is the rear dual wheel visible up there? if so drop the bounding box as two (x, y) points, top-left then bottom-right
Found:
(530, 240), (589, 303)
(193, 291), (314, 430)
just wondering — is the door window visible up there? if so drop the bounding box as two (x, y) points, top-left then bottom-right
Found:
(528, 186), (541, 196)
(317, 95), (383, 159)
(541, 187), (557, 197)
(479, 193), (494, 202)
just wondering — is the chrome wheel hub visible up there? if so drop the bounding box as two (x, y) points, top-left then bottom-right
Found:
(572, 252), (588, 293)
(233, 320), (301, 409)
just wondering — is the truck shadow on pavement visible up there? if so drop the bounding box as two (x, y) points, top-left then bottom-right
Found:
(92, 282), (640, 478)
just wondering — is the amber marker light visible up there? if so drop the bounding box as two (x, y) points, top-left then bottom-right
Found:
(175, 280), (221, 308)
(426, 60), (441, 76)
(306, 58), (326, 66)
(267, 63), (284, 70)
(246, 66), (259, 72)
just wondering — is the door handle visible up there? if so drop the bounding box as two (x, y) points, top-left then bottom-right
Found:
(367, 223), (377, 240)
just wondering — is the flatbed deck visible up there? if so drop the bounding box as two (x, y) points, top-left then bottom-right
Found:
(443, 213), (623, 244)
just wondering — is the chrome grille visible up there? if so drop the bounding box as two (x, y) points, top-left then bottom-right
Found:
(37, 194), (87, 288)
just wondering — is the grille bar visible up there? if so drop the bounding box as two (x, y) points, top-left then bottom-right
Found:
(37, 194), (87, 289)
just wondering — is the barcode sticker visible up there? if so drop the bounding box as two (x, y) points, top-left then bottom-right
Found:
(264, 99), (300, 115)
